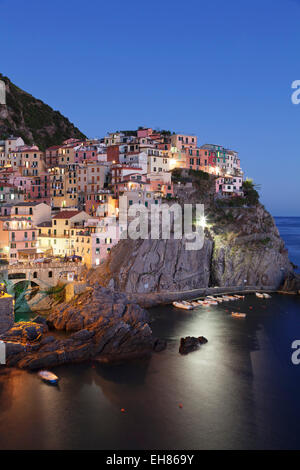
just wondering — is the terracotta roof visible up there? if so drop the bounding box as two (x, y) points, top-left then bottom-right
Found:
(52, 210), (81, 220)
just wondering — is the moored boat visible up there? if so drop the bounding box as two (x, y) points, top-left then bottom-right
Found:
(255, 292), (265, 298)
(263, 293), (271, 299)
(197, 300), (210, 307)
(226, 295), (238, 300)
(205, 298), (218, 305)
(172, 301), (193, 310)
(234, 295), (245, 300)
(38, 370), (59, 385)
(231, 312), (246, 318)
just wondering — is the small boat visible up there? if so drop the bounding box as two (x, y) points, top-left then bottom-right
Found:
(197, 300), (210, 307)
(215, 297), (225, 302)
(190, 301), (200, 308)
(205, 298), (218, 305)
(231, 312), (246, 318)
(206, 296), (217, 300)
(263, 293), (271, 299)
(255, 293), (265, 299)
(222, 296), (231, 301)
(234, 295), (245, 300)
(38, 370), (59, 385)
(172, 301), (193, 310)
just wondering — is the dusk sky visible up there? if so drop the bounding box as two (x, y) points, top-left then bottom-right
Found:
(1, 0), (300, 215)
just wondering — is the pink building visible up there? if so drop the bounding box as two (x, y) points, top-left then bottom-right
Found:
(26, 173), (51, 205)
(75, 146), (98, 164)
(137, 128), (153, 139)
(0, 218), (38, 263)
(149, 179), (174, 198)
(171, 134), (197, 150)
(216, 176), (243, 196)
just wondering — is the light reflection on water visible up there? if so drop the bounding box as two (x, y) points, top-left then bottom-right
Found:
(0, 294), (300, 449)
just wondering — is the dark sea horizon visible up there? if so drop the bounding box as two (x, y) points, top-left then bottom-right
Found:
(0, 217), (299, 450)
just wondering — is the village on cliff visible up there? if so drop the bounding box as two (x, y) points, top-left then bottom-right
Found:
(0, 128), (244, 267)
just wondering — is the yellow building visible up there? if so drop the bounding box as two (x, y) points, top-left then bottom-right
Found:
(37, 210), (89, 257)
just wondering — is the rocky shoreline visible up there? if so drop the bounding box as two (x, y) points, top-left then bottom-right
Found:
(0, 285), (155, 370)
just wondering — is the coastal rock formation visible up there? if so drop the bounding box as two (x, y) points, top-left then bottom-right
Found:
(0, 286), (153, 369)
(91, 204), (293, 294)
(94, 237), (213, 294)
(210, 205), (292, 287)
(279, 273), (300, 293)
(179, 336), (208, 355)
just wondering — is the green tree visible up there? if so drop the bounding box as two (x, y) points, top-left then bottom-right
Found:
(242, 179), (260, 206)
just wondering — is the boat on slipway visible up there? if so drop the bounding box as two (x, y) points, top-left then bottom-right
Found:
(172, 301), (193, 310)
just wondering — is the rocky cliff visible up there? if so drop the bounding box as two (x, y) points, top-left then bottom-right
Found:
(0, 286), (153, 369)
(91, 177), (294, 294)
(0, 73), (86, 149)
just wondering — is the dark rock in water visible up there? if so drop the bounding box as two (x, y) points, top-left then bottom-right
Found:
(179, 336), (208, 355)
(32, 315), (48, 327)
(153, 338), (167, 352)
(1, 286), (153, 370)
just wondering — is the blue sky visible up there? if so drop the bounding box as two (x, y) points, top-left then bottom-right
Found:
(1, 0), (300, 215)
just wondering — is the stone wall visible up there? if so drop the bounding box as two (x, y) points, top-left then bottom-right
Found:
(0, 294), (14, 334)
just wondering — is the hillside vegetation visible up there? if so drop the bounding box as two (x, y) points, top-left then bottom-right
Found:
(0, 73), (86, 149)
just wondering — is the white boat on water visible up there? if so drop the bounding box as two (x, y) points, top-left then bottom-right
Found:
(255, 292), (265, 298)
(205, 298), (218, 305)
(231, 312), (247, 318)
(234, 295), (245, 300)
(38, 370), (59, 384)
(263, 293), (271, 299)
(196, 300), (210, 307)
(172, 301), (193, 310)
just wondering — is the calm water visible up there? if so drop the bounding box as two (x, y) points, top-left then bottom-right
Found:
(0, 219), (300, 450)
(275, 217), (300, 273)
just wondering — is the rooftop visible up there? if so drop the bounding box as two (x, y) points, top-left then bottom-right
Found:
(52, 210), (82, 220)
